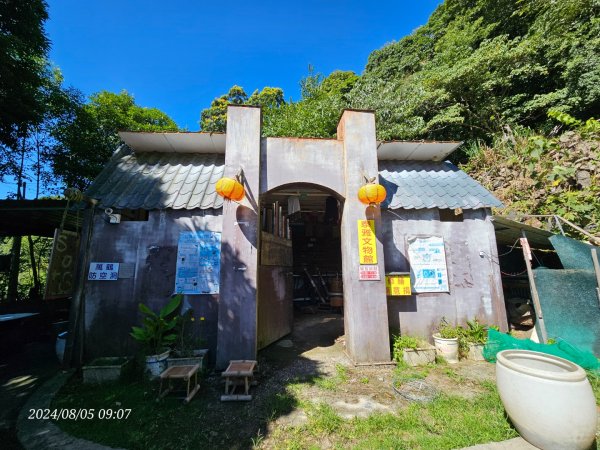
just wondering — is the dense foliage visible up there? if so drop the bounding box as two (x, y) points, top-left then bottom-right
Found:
(351, 0), (600, 141)
(464, 112), (600, 235)
(0, 0), (49, 154)
(48, 90), (179, 190)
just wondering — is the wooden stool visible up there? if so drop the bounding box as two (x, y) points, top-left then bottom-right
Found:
(221, 360), (257, 401)
(158, 364), (200, 403)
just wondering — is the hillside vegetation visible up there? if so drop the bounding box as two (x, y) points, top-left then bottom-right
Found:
(200, 0), (600, 236)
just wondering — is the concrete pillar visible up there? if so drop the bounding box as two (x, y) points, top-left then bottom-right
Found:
(216, 105), (261, 368)
(338, 110), (391, 364)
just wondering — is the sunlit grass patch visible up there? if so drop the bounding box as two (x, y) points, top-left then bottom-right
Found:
(312, 363), (350, 391)
(275, 383), (518, 449)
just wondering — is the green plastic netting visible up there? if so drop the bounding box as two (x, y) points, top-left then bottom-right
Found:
(483, 329), (599, 371)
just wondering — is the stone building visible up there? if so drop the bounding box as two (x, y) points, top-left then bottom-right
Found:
(81, 106), (506, 367)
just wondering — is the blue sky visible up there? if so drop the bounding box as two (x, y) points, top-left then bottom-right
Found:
(1, 0), (442, 198)
(46, 0), (442, 130)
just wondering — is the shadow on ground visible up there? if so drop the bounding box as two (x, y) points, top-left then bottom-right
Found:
(50, 310), (344, 449)
(0, 338), (60, 449)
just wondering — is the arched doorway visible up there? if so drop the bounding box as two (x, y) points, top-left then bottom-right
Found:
(256, 183), (345, 350)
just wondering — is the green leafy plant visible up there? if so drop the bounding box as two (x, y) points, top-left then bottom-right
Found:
(436, 318), (461, 339)
(174, 309), (208, 357)
(463, 319), (487, 345)
(130, 295), (182, 355)
(392, 334), (430, 364)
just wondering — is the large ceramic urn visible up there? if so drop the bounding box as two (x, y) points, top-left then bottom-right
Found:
(496, 350), (597, 450)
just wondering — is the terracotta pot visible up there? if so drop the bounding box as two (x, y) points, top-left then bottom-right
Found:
(496, 350), (597, 450)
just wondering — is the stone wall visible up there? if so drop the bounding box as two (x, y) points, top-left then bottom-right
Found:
(84, 209), (222, 360)
(381, 208), (508, 340)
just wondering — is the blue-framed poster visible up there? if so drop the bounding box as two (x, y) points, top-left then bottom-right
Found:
(407, 236), (449, 293)
(175, 231), (221, 294)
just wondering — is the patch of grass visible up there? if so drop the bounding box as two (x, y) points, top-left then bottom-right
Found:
(588, 370), (600, 405)
(305, 402), (343, 434)
(444, 368), (465, 383)
(313, 363), (350, 391)
(265, 391), (297, 418)
(393, 365), (429, 387)
(52, 373), (301, 450)
(360, 377), (369, 384)
(278, 386), (517, 449)
(335, 363), (348, 382)
(313, 376), (338, 391)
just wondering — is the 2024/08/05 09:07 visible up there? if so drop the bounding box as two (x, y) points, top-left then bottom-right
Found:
(28, 408), (132, 420)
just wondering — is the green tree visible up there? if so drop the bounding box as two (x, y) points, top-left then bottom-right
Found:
(262, 70), (356, 138)
(0, 0), (50, 158)
(200, 85), (249, 132)
(348, 0), (600, 141)
(49, 90), (179, 190)
(247, 87), (285, 108)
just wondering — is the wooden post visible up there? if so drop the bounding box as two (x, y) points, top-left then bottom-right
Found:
(520, 231), (548, 342)
(63, 200), (97, 368)
(591, 249), (600, 307)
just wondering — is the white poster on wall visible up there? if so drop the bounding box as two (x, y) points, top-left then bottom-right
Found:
(88, 262), (120, 281)
(175, 231), (221, 294)
(407, 236), (449, 293)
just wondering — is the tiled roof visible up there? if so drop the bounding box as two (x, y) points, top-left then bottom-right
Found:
(379, 161), (503, 210)
(86, 149), (225, 210)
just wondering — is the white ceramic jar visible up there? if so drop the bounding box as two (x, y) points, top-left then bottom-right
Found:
(496, 349), (597, 450)
(432, 333), (459, 364)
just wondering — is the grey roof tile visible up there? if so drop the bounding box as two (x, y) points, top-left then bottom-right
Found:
(379, 161), (503, 210)
(86, 151), (225, 210)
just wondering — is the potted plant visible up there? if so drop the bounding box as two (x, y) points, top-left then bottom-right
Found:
(130, 295), (181, 378)
(463, 319), (487, 361)
(392, 334), (435, 367)
(82, 357), (130, 383)
(167, 309), (209, 371)
(432, 318), (460, 364)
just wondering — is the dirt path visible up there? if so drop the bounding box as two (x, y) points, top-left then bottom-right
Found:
(259, 311), (496, 429)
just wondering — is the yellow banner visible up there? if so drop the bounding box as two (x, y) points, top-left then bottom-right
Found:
(385, 274), (412, 296)
(357, 220), (377, 264)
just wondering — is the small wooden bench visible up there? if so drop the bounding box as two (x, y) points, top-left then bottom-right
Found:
(158, 364), (200, 403)
(221, 360), (257, 401)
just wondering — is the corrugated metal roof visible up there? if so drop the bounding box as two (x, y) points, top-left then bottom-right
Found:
(379, 161), (503, 210)
(86, 151), (225, 210)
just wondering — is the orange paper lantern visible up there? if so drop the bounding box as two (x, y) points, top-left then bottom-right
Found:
(215, 177), (245, 201)
(358, 183), (386, 205)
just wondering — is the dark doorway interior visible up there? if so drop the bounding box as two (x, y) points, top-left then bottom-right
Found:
(257, 185), (344, 350)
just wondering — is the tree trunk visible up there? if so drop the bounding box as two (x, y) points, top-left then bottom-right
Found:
(6, 236), (22, 302)
(27, 235), (41, 299)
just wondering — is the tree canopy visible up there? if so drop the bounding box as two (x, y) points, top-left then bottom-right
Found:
(199, 70), (358, 138)
(0, 0), (49, 145)
(348, 0), (600, 141)
(200, 85), (285, 133)
(49, 90), (179, 190)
